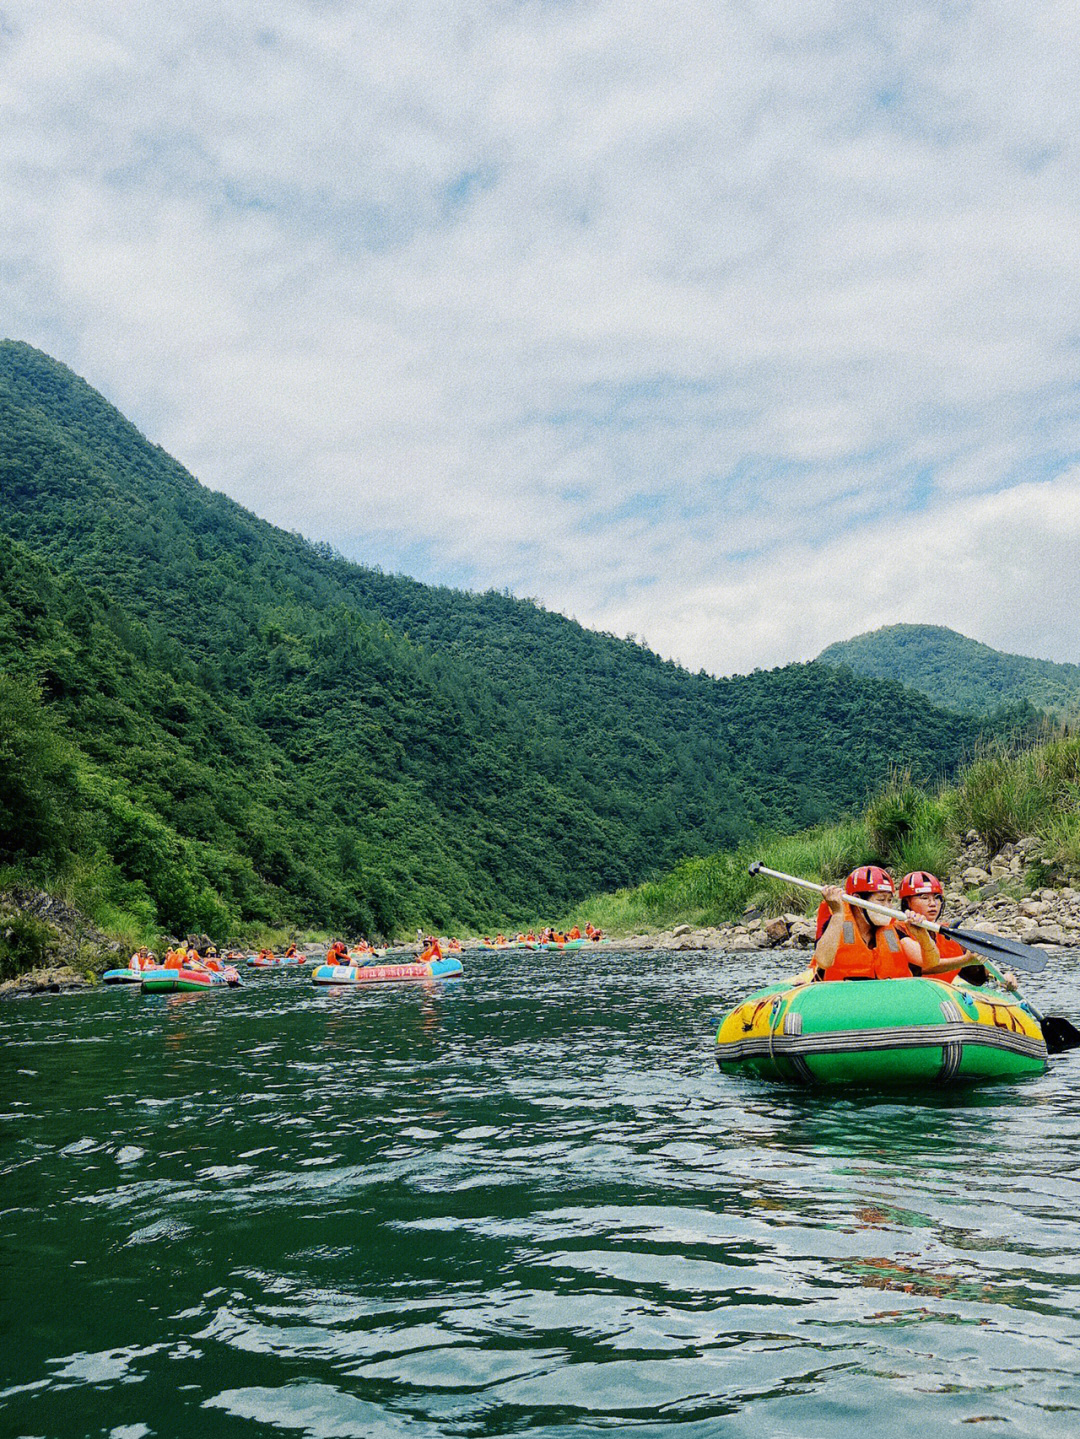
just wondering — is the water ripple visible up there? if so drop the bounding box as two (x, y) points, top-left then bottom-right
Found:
(3, 949), (1080, 1436)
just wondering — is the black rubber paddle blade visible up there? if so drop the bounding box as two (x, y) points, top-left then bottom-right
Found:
(1041, 1015), (1080, 1054)
(939, 924), (1049, 973)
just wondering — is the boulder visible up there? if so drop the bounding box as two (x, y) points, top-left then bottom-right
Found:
(728, 931), (769, 951)
(963, 867), (991, 885)
(1029, 924), (1067, 946)
(671, 923), (692, 937)
(764, 917), (790, 946)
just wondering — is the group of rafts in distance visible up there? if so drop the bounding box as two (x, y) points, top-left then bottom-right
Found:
(103, 923), (610, 993)
(104, 863), (1078, 1087)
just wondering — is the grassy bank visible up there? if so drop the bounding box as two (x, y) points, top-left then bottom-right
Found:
(567, 732), (1080, 934)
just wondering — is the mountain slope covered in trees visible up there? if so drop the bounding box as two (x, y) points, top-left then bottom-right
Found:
(817, 624), (1080, 717)
(0, 341), (1029, 937)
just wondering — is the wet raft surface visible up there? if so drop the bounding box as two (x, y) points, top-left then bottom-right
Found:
(3, 948), (1080, 1438)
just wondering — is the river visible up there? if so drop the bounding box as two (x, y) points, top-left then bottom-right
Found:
(3, 947), (1080, 1438)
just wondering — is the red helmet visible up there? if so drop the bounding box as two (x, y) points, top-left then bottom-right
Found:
(899, 871), (943, 900)
(844, 866), (894, 897)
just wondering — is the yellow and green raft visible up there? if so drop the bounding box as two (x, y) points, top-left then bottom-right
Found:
(716, 975), (1047, 1086)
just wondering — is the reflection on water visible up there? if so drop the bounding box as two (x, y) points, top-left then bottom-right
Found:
(2, 948), (1080, 1438)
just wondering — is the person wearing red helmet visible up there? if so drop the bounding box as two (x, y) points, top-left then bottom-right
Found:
(897, 871), (1017, 989)
(813, 866), (923, 981)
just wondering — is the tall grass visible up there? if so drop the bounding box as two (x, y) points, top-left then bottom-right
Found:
(564, 731), (1080, 933)
(949, 734), (1080, 859)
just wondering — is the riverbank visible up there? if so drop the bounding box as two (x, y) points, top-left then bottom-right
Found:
(606, 830), (1080, 953)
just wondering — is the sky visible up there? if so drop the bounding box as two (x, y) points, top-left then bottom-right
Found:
(2, 1), (1080, 676)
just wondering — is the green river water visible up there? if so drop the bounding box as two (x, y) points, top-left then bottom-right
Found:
(3, 947), (1080, 1438)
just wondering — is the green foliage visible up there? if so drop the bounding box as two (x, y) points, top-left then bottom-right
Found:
(0, 340), (1033, 938)
(0, 673), (81, 868)
(818, 623), (1080, 718)
(0, 907), (58, 980)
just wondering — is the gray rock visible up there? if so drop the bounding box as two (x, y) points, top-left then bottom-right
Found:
(1029, 924), (1067, 945)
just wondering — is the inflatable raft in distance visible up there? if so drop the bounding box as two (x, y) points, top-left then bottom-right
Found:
(140, 966), (241, 993)
(312, 957), (463, 985)
(102, 968), (143, 985)
(716, 975), (1047, 1085)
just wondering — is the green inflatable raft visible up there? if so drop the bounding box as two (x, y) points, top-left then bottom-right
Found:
(716, 975), (1047, 1086)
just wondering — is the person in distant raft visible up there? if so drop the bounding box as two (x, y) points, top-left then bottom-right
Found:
(813, 866), (923, 981)
(897, 871), (1018, 990)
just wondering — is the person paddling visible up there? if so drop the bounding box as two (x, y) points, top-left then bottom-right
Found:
(898, 871), (1017, 990)
(814, 866), (923, 980)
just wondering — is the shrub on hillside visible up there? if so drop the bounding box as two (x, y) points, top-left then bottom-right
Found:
(0, 907), (59, 980)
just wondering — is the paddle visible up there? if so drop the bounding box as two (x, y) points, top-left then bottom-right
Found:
(973, 956), (1080, 1055)
(750, 861), (1080, 1053)
(747, 861), (1049, 974)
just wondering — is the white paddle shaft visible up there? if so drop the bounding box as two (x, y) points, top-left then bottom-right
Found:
(749, 862), (941, 933)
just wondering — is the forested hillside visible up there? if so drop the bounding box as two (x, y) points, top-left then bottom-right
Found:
(0, 341), (1029, 938)
(818, 624), (1080, 717)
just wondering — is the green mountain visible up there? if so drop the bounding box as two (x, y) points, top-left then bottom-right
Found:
(0, 341), (1028, 938)
(817, 624), (1080, 717)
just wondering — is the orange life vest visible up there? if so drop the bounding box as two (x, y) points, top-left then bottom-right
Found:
(568, 927), (581, 940)
(819, 905), (914, 981)
(928, 933), (967, 982)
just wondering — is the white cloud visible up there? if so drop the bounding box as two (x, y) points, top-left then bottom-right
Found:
(2, 1), (1080, 673)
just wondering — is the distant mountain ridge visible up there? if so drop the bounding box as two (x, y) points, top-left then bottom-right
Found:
(0, 341), (1030, 936)
(817, 624), (1080, 717)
